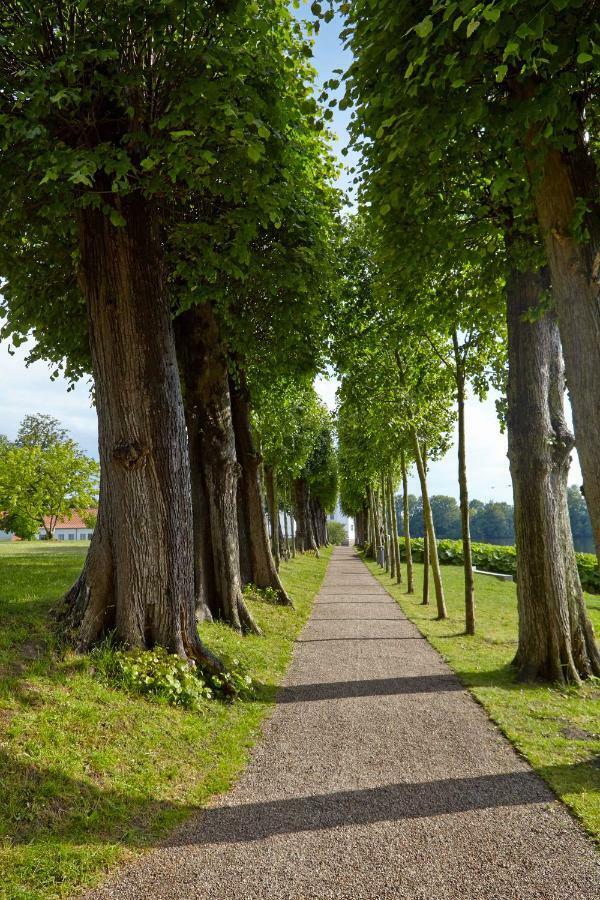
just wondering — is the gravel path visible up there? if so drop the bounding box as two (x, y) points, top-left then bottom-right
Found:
(89, 547), (600, 899)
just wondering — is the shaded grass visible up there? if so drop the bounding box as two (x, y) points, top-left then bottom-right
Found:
(0, 541), (331, 899)
(363, 554), (600, 847)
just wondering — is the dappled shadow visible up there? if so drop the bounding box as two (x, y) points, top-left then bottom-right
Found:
(276, 673), (464, 703)
(169, 770), (553, 847)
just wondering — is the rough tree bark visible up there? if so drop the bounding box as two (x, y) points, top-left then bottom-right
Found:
(507, 263), (600, 683)
(527, 141), (600, 561)
(411, 432), (446, 617)
(230, 373), (292, 604)
(422, 526), (430, 607)
(63, 198), (221, 672)
(177, 305), (259, 635)
(380, 474), (390, 572)
(452, 332), (476, 636)
(401, 450), (414, 593)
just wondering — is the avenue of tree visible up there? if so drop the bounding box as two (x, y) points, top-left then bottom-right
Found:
(1, 0), (599, 687)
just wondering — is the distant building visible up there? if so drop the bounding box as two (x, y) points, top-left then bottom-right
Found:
(39, 510), (95, 541)
(329, 500), (355, 545)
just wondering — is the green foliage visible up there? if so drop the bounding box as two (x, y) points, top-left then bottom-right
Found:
(326, 519), (347, 545)
(92, 645), (255, 706)
(402, 537), (600, 594)
(0, 433), (98, 539)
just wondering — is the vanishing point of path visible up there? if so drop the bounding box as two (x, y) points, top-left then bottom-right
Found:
(90, 548), (600, 900)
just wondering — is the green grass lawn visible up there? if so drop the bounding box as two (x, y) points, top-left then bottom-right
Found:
(0, 541), (332, 899)
(363, 554), (600, 846)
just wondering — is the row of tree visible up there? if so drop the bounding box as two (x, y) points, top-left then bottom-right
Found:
(333, 0), (600, 684)
(400, 490), (594, 551)
(0, 2), (339, 672)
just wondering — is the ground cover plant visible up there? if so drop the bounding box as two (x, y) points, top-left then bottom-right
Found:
(364, 556), (600, 845)
(0, 541), (332, 899)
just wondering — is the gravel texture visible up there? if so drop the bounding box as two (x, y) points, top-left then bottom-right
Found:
(88, 548), (600, 899)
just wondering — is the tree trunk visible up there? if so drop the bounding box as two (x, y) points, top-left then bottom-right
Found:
(185, 417), (214, 625)
(411, 429), (446, 618)
(386, 476), (395, 579)
(422, 525), (430, 606)
(265, 465), (280, 571)
(453, 336), (475, 636)
(283, 498), (290, 560)
(401, 450), (414, 594)
(293, 478), (318, 554)
(529, 143), (600, 561)
(230, 373), (292, 604)
(380, 473), (390, 572)
(63, 198), (220, 672)
(507, 262), (600, 683)
(177, 306), (260, 635)
(388, 473), (402, 585)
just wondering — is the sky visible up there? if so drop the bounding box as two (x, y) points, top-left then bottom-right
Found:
(0, 4), (583, 505)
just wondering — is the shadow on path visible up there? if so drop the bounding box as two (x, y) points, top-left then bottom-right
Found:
(170, 771), (552, 847)
(276, 673), (464, 703)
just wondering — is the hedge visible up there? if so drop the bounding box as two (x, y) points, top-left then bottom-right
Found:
(399, 537), (600, 595)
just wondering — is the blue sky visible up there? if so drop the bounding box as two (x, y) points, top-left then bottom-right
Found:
(0, 4), (583, 503)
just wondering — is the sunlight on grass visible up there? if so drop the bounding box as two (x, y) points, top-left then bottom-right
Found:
(364, 554), (600, 847)
(0, 542), (332, 899)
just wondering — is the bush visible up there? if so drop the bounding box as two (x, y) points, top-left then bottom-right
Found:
(91, 644), (255, 708)
(400, 537), (600, 595)
(327, 520), (347, 545)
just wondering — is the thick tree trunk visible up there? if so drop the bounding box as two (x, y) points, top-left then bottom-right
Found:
(177, 305), (260, 635)
(185, 420), (215, 625)
(411, 430), (446, 618)
(507, 263), (600, 683)
(63, 198), (220, 672)
(529, 144), (600, 561)
(401, 451), (414, 594)
(230, 374), (292, 604)
(265, 465), (280, 571)
(453, 338), (475, 636)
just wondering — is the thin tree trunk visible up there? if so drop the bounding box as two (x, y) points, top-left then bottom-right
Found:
(265, 465), (280, 571)
(283, 495), (290, 560)
(528, 142), (600, 562)
(388, 473), (402, 584)
(63, 197), (221, 673)
(230, 373), (292, 605)
(422, 526), (430, 606)
(387, 475), (395, 579)
(294, 478), (319, 555)
(453, 334), (475, 635)
(401, 450), (414, 594)
(507, 261), (600, 683)
(381, 473), (390, 572)
(411, 429), (446, 618)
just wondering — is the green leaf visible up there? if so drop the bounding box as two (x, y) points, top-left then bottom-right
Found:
(169, 130), (194, 140)
(466, 19), (480, 38)
(247, 144), (263, 163)
(577, 52), (593, 64)
(494, 64), (508, 82)
(109, 209), (126, 228)
(415, 16), (433, 38)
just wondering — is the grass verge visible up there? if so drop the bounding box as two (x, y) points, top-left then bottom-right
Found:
(0, 541), (332, 899)
(362, 554), (600, 846)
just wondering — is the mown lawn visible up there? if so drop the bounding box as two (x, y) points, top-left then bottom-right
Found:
(0, 541), (332, 899)
(363, 554), (600, 846)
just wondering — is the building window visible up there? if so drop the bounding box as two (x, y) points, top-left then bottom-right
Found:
(68, 533), (75, 540)
(58, 534), (65, 541)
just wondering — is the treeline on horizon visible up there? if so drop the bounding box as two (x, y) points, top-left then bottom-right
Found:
(398, 487), (594, 552)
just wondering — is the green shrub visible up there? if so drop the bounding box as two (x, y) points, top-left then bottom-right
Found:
(91, 644), (255, 707)
(400, 537), (599, 594)
(327, 520), (347, 545)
